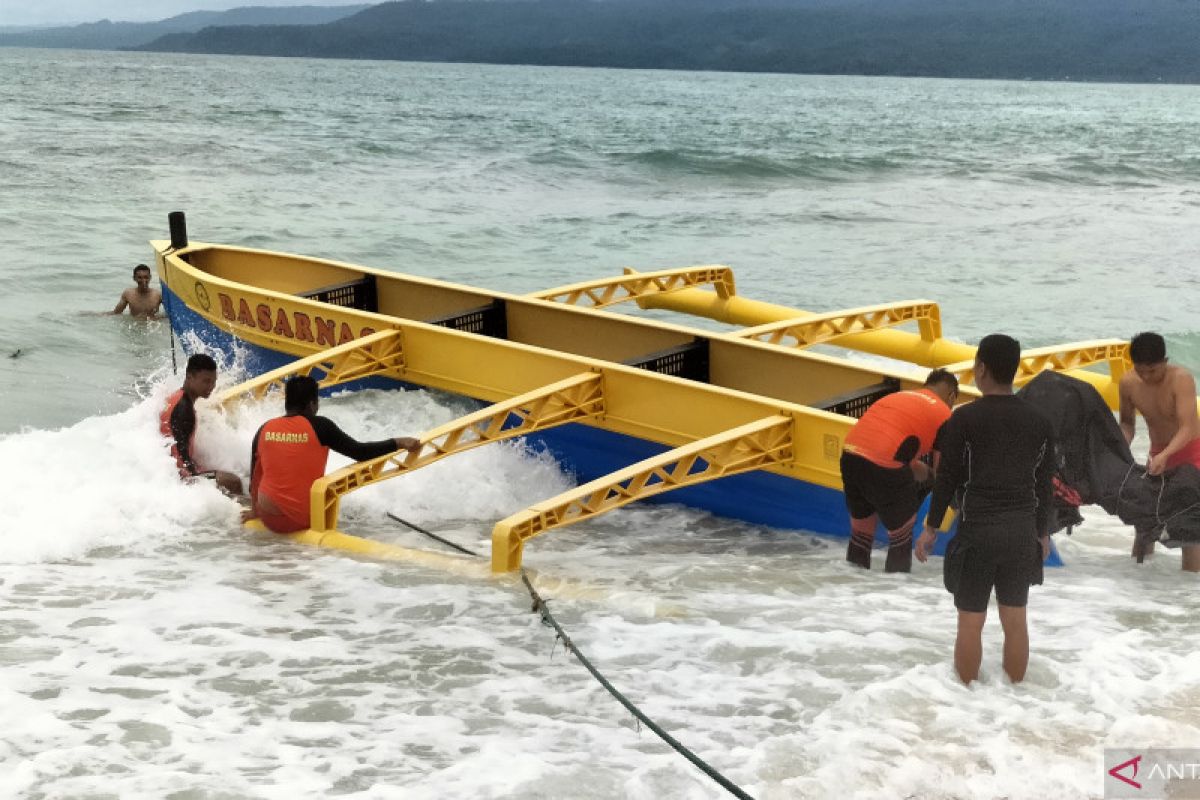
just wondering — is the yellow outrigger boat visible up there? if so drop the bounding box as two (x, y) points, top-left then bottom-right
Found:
(153, 214), (1132, 572)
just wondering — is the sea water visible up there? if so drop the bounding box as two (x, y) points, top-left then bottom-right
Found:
(1, 47), (1198, 799)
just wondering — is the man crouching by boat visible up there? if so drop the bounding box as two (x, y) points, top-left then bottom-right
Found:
(916, 334), (1055, 685)
(161, 353), (244, 496)
(249, 376), (421, 533)
(840, 368), (958, 572)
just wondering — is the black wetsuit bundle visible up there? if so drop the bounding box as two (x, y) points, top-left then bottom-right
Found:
(1017, 370), (1200, 551)
(927, 394), (1055, 612)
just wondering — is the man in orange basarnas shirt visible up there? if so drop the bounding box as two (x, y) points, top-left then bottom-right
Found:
(248, 376), (421, 533)
(840, 368), (958, 572)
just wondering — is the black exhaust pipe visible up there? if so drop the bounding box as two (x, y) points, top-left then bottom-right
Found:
(168, 211), (188, 250)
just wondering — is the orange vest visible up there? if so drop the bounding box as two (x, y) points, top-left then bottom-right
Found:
(251, 416), (330, 529)
(160, 388), (193, 476)
(844, 388), (951, 468)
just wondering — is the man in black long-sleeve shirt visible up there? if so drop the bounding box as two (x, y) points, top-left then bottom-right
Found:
(915, 334), (1055, 685)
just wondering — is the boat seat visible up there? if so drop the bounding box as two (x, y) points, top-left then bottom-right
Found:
(426, 299), (508, 339)
(813, 377), (901, 418)
(299, 275), (378, 312)
(622, 338), (710, 382)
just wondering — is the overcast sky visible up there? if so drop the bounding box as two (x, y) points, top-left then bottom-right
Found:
(0, 0), (371, 27)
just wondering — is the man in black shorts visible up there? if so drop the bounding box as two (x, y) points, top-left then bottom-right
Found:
(840, 369), (957, 572)
(916, 334), (1054, 685)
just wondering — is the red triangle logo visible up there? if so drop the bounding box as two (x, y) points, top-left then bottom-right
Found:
(1108, 755), (1142, 789)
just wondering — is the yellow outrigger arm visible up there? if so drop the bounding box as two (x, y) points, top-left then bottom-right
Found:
(491, 415), (794, 572)
(943, 339), (1130, 387)
(216, 328), (407, 406)
(529, 266), (736, 308)
(306, 372), (606, 533)
(729, 300), (942, 348)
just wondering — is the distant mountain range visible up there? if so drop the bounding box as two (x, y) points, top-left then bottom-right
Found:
(9, 0), (1200, 84)
(0, 5), (369, 50)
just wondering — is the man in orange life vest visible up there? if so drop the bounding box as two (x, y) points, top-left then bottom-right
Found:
(249, 375), (422, 533)
(160, 353), (244, 495)
(840, 368), (959, 572)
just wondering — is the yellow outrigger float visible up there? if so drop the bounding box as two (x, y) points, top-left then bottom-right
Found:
(154, 214), (1132, 573)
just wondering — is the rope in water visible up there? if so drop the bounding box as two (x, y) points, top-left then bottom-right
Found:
(387, 512), (756, 800)
(518, 570), (755, 800)
(386, 513), (479, 557)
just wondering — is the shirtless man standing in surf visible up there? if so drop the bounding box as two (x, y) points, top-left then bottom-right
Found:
(110, 264), (162, 318)
(1119, 331), (1200, 571)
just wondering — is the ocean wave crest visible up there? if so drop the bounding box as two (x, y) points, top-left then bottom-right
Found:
(609, 147), (909, 180)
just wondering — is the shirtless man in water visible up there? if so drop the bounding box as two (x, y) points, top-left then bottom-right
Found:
(1118, 331), (1200, 571)
(110, 264), (162, 317)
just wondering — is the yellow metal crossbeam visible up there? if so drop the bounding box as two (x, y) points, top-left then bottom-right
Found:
(529, 266), (736, 308)
(732, 300), (942, 348)
(308, 372), (606, 532)
(215, 328), (406, 407)
(945, 339), (1131, 386)
(490, 415), (794, 572)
